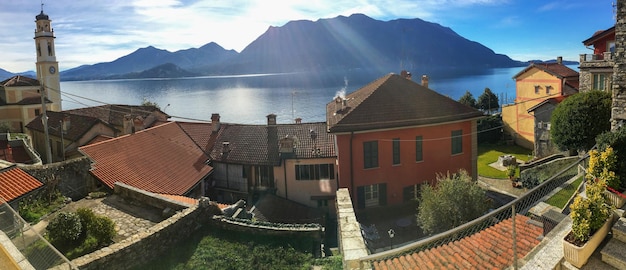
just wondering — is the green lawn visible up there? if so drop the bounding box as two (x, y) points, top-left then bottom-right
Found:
(545, 176), (583, 209)
(478, 144), (533, 179)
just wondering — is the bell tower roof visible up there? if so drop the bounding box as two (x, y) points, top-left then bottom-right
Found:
(36, 3), (49, 20)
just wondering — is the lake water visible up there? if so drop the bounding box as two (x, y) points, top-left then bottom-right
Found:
(60, 66), (576, 125)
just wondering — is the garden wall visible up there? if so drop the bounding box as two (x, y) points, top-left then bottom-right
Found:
(19, 157), (94, 200)
(50, 184), (323, 269)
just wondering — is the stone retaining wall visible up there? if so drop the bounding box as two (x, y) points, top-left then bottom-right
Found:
(113, 182), (190, 212)
(20, 157), (94, 200)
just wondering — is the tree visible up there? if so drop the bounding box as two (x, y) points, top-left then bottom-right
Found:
(47, 212), (83, 245)
(417, 170), (491, 235)
(551, 91), (611, 152)
(477, 88), (499, 114)
(458, 90), (477, 109)
(0, 122), (10, 133)
(141, 98), (160, 109)
(477, 114), (502, 144)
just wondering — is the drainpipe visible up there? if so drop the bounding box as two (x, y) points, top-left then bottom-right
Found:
(349, 132), (354, 199)
(283, 159), (288, 199)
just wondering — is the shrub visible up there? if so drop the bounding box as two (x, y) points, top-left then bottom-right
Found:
(76, 208), (115, 245)
(551, 91), (611, 151)
(587, 147), (620, 190)
(47, 212), (83, 245)
(569, 178), (611, 243)
(596, 128), (626, 187)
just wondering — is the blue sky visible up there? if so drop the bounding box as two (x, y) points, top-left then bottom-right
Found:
(0, 0), (616, 73)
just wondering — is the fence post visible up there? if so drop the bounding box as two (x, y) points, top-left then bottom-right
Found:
(512, 204), (518, 270)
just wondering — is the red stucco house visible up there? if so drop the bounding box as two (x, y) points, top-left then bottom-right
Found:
(326, 72), (484, 208)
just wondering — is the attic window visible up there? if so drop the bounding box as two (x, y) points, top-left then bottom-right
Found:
(545, 85), (552, 94)
(534, 85), (540, 94)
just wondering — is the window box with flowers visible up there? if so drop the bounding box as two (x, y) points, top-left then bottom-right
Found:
(563, 177), (615, 268)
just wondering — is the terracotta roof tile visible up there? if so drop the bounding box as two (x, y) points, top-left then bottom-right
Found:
(208, 122), (335, 165)
(66, 104), (169, 127)
(157, 193), (198, 206)
(513, 62), (579, 84)
(26, 111), (117, 141)
(0, 75), (39, 87)
(0, 166), (43, 202)
(79, 122), (212, 195)
(372, 215), (542, 270)
(326, 73), (484, 133)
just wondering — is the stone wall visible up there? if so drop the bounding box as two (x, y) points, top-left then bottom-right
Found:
(113, 182), (190, 212)
(19, 156), (94, 200)
(50, 184), (323, 269)
(336, 188), (369, 270)
(612, 0), (626, 130)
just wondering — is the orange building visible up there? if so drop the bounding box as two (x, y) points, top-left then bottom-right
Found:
(501, 58), (578, 150)
(326, 72), (484, 208)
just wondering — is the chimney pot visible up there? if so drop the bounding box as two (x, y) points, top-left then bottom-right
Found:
(211, 113), (221, 133)
(267, 114), (277, 125)
(400, 70), (412, 80)
(421, 75), (429, 88)
(222, 141), (230, 154)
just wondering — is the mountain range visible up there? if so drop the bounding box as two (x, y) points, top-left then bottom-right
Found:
(3, 14), (576, 82)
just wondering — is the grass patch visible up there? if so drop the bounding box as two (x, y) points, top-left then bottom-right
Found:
(19, 191), (67, 223)
(545, 176), (583, 209)
(134, 226), (322, 270)
(477, 143), (533, 179)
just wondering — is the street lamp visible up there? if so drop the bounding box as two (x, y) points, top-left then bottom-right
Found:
(388, 229), (395, 249)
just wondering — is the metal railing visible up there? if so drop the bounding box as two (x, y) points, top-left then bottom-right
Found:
(0, 197), (76, 270)
(358, 153), (588, 268)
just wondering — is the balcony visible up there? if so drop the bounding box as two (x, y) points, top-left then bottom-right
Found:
(580, 52), (615, 69)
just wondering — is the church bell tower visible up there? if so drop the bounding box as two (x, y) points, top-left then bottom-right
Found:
(34, 5), (61, 111)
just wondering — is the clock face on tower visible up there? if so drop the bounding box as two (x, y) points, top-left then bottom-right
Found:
(49, 66), (56, 74)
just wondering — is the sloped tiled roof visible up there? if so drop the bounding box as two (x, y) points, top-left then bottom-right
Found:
(66, 104), (169, 127)
(0, 76), (39, 87)
(16, 96), (49, 105)
(0, 166), (43, 202)
(583, 26), (615, 46)
(79, 122), (213, 195)
(177, 122), (218, 153)
(208, 122), (336, 165)
(326, 74), (484, 133)
(26, 111), (117, 141)
(371, 215), (543, 270)
(513, 63), (579, 81)
(527, 96), (568, 113)
(157, 193), (199, 207)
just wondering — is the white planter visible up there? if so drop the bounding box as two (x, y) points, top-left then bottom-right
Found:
(604, 189), (626, 208)
(563, 214), (614, 268)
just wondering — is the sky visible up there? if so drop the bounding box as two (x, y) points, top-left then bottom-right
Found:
(0, 0), (617, 73)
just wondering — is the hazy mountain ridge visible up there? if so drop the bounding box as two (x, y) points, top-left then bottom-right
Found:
(3, 14), (570, 81)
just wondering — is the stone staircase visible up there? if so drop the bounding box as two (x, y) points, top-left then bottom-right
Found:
(601, 217), (626, 269)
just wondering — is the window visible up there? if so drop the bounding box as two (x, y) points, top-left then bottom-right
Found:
(35, 109), (40, 116)
(593, 74), (607, 91)
(255, 166), (274, 188)
(403, 184), (426, 202)
(364, 185), (379, 207)
(534, 85), (540, 94)
(545, 85), (552, 94)
(363, 141), (378, 169)
(356, 183), (387, 208)
(317, 199), (328, 208)
(295, 164), (334, 180)
(392, 138), (400, 165)
(415, 136), (423, 162)
(451, 130), (463, 155)
(609, 41), (616, 53)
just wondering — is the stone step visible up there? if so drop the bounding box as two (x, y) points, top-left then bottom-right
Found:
(601, 237), (626, 270)
(612, 217), (626, 243)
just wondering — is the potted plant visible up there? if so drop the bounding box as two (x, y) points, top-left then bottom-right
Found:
(563, 177), (614, 268)
(588, 147), (626, 207)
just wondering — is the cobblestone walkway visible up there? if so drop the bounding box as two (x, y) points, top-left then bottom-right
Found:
(42, 195), (164, 242)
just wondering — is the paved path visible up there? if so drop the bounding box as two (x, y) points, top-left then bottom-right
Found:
(30, 194), (163, 243)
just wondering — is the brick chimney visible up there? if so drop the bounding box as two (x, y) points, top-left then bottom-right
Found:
(62, 115), (70, 134)
(211, 113), (221, 133)
(421, 75), (429, 88)
(267, 114), (277, 126)
(400, 70), (412, 80)
(613, 0), (626, 131)
(557, 56), (563, 64)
